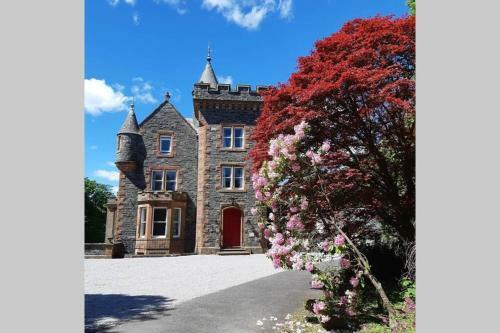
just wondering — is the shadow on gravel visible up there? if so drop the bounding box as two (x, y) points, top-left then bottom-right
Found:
(85, 294), (175, 332)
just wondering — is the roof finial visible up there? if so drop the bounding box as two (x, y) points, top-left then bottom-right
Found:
(130, 96), (135, 111)
(207, 44), (211, 62)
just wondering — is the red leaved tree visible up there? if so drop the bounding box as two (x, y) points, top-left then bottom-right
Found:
(250, 16), (415, 245)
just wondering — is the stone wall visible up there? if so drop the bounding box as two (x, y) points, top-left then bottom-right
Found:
(116, 101), (198, 254)
(195, 105), (264, 254)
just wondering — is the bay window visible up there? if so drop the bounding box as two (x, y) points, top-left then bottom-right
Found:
(152, 207), (168, 238)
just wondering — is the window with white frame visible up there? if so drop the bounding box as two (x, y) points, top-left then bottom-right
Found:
(151, 170), (164, 191)
(221, 166), (244, 189)
(222, 126), (244, 149)
(173, 208), (181, 238)
(152, 207), (167, 237)
(234, 127), (244, 148)
(138, 206), (147, 238)
(165, 170), (177, 191)
(160, 135), (172, 154)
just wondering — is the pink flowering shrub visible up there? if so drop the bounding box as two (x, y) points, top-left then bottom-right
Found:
(250, 121), (382, 328)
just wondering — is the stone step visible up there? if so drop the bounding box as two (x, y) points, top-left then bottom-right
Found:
(217, 249), (250, 255)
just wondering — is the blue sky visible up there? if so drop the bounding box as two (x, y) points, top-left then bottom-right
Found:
(85, 0), (408, 193)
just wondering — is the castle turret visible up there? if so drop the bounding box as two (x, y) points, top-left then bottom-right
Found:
(198, 46), (218, 88)
(115, 101), (144, 172)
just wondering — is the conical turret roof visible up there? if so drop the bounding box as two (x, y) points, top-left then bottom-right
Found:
(198, 46), (218, 88)
(118, 101), (140, 135)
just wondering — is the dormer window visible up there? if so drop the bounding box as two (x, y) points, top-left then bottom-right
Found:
(160, 136), (172, 154)
(222, 126), (244, 149)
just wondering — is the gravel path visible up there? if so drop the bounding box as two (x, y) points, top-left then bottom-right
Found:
(85, 255), (282, 331)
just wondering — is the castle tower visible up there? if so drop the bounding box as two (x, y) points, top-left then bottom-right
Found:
(115, 100), (144, 172)
(193, 49), (268, 254)
(198, 46), (218, 88)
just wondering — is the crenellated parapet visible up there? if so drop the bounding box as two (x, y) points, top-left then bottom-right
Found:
(193, 83), (268, 101)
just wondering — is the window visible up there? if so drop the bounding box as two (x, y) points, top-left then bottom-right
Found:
(160, 136), (172, 154)
(117, 136), (121, 152)
(222, 167), (232, 188)
(221, 166), (244, 189)
(234, 167), (244, 189)
(138, 207), (147, 238)
(222, 126), (244, 149)
(165, 170), (177, 191)
(234, 127), (244, 148)
(222, 127), (232, 148)
(173, 208), (181, 238)
(152, 208), (167, 238)
(151, 170), (164, 191)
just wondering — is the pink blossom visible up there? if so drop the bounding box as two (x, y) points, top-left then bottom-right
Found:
(339, 296), (347, 306)
(320, 315), (331, 323)
(251, 207), (258, 216)
(271, 201), (277, 212)
(305, 262), (314, 272)
(269, 212), (275, 221)
(311, 280), (324, 289)
(321, 140), (331, 152)
(300, 197), (308, 210)
(257, 222), (265, 230)
(289, 206), (298, 213)
(255, 190), (264, 201)
(350, 277), (359, 288)
(286, 214), (304, 230)
(340, 258), (351, 269)
(256, 176), (268, 187)
(291, 163), (301, 172)
(263, 228), (271, 238)
(273, 233), (285, 245)
(292, 258), (303, 271)
(334, 234), (345, 246)
(319, 240), (331, 252)
(312, 301), (326, 314)
(272, 257), (281, 269)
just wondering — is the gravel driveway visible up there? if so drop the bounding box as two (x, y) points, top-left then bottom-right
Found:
(85, 255), (281, 331)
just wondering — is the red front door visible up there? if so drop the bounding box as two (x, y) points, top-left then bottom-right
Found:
(222, 208), (241, 247)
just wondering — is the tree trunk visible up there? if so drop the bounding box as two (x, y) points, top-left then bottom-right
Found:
(364, 270), (396, 322)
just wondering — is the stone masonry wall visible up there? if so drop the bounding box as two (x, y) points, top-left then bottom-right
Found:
(197, 106), (263, 254)
(117, 101), (198, 254)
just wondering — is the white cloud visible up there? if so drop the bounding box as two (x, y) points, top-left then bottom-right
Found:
(106, 161), (116, 167)
(278, 0), (293, 19)
(154, 0), (188, 15)
(107, 0), (136, 6)
(85, 78), (130, 116)
(95, 170), (120, 182)
(201, 0), (293, 30)
(132, 12), (140, 25)
(111, 186), (119, 195)
(131, 77), (157, 104)
(218, 75), (233, 85)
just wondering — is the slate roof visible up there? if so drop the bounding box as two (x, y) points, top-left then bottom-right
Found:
(118, 103), (140, 135)
(198, 47), (218, 88)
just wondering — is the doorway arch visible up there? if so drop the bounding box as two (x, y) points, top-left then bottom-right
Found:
(222, 207), (242, 248)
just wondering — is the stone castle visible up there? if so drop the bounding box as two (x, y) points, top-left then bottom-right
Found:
(105, 49), (267, 256)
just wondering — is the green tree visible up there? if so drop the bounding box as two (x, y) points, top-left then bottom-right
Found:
(85, 178), (115, 243)
(407, 0), (415, 15)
